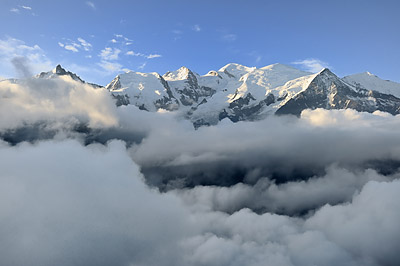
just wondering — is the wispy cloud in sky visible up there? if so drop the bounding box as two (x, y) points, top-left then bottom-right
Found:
(0, 37), (52, 77)
(86, 1), (96, 10)
(127, 51), (162, 59)
(114, 34), (133, 45)
(138, 62), (147, 70)
(147, 54), (162, 59)
(77, 38), (92, 51)
(100, 47), (121, 61)
(222, 33), (237, 42)
(172, 30), (183, 35)
(64, 45), (79, 52)
(58, 38), (92, 53)
(172, 30), (183, 41)
(20, 5), (32, 10)
(98, 61), (122, 72)
(292, 58), (331, 73)
(193, 24), (201, 32)
(10, 8), (20, 13)
(10, 5), (34, 14)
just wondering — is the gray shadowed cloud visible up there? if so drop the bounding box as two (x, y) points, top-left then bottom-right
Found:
(11, 57), (32, 78)
(0, 139), (399, 266)
(0, 72), (400, 265)
(130, 109), (400, 190)
(0, 73), (118, 132)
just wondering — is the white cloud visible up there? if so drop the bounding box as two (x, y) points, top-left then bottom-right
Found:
(147, 54), (162, 59)
(86, 1), (96, 10)
(0, 139), (188, 266)
(0, 136), (398, 266)
(59, 38), (92, 53)
(0, 76), (118, 129)
(222, 33), (237, 42)
(114, 34), (133, 45)
(20, 5), (32, 10)
(138, 62), (147, 70)
(126, 51), (161, 59)
(98, 60), (122, 72)
(10, 5), (34, 14)
(0, 71), (400, 266)
(292, 58), (331, 73)
(99, 47), (120, 61)
(0, 37), (52, 78)
(64, 45), (79, 53)
(193, 24), (201, 32)
(172, 30), (183, 35)
(77, 37), (92, 51)
(126, 51), (142, 56)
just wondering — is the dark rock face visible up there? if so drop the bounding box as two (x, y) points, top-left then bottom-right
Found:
(172, 68), (216, 106)
(219, 93), (275, 122)
(45, 64), (399, 128)
(276, 69), (400, 116)
(106, 77), (130, 106)
(113, 94), (130, 106)
(38, 64), (102, 88)
(155, 74), (180, 111)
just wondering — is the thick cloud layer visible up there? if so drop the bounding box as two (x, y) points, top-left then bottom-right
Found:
(0, 76), (118, 131)
(0, 140), (187, 266)
(0, 140), (399, 266)
(131, 109), (400, 189)
(1, 77), (400, 265)
(173, 165), (392, 215)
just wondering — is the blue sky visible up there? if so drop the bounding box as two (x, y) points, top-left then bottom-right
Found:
(0, 0), (399, 85)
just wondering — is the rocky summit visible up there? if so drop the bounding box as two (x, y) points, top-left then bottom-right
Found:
(36, 63), (400, 128)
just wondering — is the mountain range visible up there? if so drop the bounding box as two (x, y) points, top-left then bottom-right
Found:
(24, 63), (400, 127)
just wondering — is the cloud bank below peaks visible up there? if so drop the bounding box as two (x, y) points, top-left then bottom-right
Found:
(0, 75), (118, 132)
(0, 70), (400, 266)
(131, 108), (400, 190)
(0, 139), (399, 266)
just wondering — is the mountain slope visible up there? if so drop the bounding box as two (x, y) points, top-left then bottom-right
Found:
(105, 71), (179, 111)
(343, 72), (400, 98)
(24, 63), (400, 128)
(37, 65), (102, 88)
(277, 69), (400, 116)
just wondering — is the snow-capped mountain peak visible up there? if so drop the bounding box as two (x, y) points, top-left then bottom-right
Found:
(343, 71), (400, 98)
(218, 63), (256, 78)
(37, 64), (84, 83)
(163, 66), (198, 81)
(30, 63), (400, 128)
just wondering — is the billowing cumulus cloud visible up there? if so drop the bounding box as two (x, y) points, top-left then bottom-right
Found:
(0, 37), (52, 78)
(173, 165), (392, 215)
(0, 73), (400, 265)
(0, 139), (399, 266)
(0, 75), (118, 132)
(0, 140), (188, 266)
(129, 109), (400, 190)
(100, 47), (120, 61)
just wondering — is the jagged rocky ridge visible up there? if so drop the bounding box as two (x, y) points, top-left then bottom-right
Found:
(37, 64), (102, 88)
(104, 63), (400, 127)
(34, 64), (400, 127)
